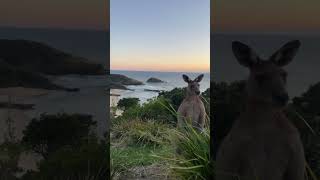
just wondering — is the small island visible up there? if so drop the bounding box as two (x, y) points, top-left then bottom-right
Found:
(107, 74), (144, 90)
(146, 77), (165, 83)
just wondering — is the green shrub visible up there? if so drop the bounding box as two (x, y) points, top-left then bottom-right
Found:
(158, 87), (185, 111)
(22, 113), (96, 159)
(22, 135), (108, 180)
(117, 98), (140, 110)
(118, 97), (176, 125)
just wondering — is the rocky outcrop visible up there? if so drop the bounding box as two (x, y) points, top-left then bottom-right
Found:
(146, 77), (165, 83)
(106, 74), (144, 90)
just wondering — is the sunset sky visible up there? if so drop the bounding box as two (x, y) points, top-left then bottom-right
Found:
(0, 0), (108, 30)
(212, 0), (320, 32)
(111, 0), (210, 72)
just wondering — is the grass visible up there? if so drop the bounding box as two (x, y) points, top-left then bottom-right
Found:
(110, 116), (173, 179)
(110, 93), (211, 179)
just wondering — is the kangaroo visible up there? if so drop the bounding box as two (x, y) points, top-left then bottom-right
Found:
(177, 74), (206, 131)
(215, 40), (305, 180)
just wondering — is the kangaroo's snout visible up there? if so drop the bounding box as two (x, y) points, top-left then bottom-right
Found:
(195, 91), (200, 95)
(273, 93), (289, 106)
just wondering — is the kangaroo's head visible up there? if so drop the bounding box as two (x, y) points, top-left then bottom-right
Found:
(232, 40), (301, 107)
(182, 74), (204, 96)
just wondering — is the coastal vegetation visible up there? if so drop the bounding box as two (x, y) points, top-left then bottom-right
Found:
(0, 113), (109, 179)
(111, 86), (211, 179)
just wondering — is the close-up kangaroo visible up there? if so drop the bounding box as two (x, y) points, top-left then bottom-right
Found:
(177, 74), (206, 131)
(215, 40), (305, 180)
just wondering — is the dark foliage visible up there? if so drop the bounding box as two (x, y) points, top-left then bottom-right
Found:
(290, 82), (320, 177)
(158, 87), (186, 111)
(117, 98), (140, 110)
(22, 136), (108, 180)
(211, 80), (247, 159)
(22, 113), (96, 159)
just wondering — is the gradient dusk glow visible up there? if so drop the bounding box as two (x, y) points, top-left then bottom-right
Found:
(212, 0), (320, 32)
(111, 0), (210, 72)
(0, 0), (108, 30)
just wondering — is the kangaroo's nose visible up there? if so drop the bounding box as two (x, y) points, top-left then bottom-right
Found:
(195, 91), (200, 95)
(274, 93), (289, 105)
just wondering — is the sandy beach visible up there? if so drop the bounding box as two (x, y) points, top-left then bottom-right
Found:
(110, 89), (125, 107)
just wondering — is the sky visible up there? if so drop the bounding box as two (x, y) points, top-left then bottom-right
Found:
(212, 0), (320, 33)
(110, 0), (210, 72)
(0, 0), (109, 30)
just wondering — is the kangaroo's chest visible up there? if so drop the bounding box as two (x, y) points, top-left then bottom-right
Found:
(181, 100), (203, 117)
(225, 113), (302, 179)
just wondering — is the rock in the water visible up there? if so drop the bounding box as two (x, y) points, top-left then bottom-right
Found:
(144, 89), (161, 92)
(106, 74), (144, 90)
(146, 77), (165, 83)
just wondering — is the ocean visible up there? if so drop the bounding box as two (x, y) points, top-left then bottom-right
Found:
(111, 70), (210, 103)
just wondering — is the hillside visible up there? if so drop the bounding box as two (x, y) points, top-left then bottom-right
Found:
(0, 59), (77, 91)
(0, 39), (105, 75)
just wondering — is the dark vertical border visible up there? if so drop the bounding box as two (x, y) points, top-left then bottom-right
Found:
(105, 0), (111, 179)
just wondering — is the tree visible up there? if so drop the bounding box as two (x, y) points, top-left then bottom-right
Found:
(117, 97), (140, 110)
(158, 87), (185, 111)
(22, 135), (109, 180)
(22, 113), (96, 159)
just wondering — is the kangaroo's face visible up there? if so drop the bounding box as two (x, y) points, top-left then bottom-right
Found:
(232, 40), (301, 107)
(183, 74), (204, 96)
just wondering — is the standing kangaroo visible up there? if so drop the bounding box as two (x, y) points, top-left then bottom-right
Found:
(215, 40), (305, 180)
(177, 74), (206, 131)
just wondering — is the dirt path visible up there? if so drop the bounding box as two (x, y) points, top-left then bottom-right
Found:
(117, 164), (173, 180)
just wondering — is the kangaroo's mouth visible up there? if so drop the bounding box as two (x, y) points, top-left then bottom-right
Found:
(272, 94), (289, 106)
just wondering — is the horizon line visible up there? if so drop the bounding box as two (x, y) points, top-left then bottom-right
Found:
(110, 69), (210, 74)
(211, 31), (320, 36)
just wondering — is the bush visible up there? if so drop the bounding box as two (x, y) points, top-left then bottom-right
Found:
(22, 113), (96, 159)
(117, 98), (140, 110)
(158, 87), (185, 111)
(22, 135), (108, 180)
(118, 97), (176, 125)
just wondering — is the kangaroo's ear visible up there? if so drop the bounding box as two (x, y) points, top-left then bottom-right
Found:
(194, 74), (204, 82)
(270, 40), (301, 66)
(182, 74), (191, 83)
(232, 41), (260, 68)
